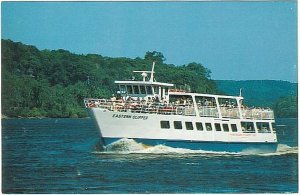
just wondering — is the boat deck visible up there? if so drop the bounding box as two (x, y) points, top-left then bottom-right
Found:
(84, 98), (274, 120)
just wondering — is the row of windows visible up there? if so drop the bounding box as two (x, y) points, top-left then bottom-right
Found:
(160, 121), (238, 132)
(119, 85), (169, 95)
(241, 122), (273, 133)
(160, 121), (274, 133)
(120, 85), (153, 95)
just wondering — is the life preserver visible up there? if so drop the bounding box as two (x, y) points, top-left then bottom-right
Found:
(89, 103), (96, 108)
(169, 89), (186, 93)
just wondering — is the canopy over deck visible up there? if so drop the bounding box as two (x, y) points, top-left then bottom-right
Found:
(114, 80), (174, 87)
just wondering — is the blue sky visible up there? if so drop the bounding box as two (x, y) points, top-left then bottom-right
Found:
(2, 1), (297, 82)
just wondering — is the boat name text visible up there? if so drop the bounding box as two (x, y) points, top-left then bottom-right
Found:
(112, 114), (148, 120)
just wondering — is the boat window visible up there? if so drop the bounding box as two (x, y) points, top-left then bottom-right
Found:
(165, 87), (169, 95)
(218, 98), (238, 108)
(127, 85), (133, 94)
(174, 121), (183, 129)
(231, 124), (238, 132)
(218, 97), (239, 118)
(271, 122), (276, 133)
(195, 96), (217, 107)
(140, 86), (146, 94)
(185, 122), (194, 130)
(196, 122), (204, 131)
(133, 85), (140, 94)
(146, 86), (152, 94)
(223, 124), (229, 132)
(256, 122), (271, 133)
(169, 95), (194, 106)
(205, 123), (212, 131)
(215, 123), (222, 131)
(160, 121), (170, 129)
(195, 96), (218, 118)
(154, 86), (159, 94)
(241, 122), (255, 133)
(120, 85), (126, 94)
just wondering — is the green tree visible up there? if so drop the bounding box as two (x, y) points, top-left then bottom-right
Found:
(1, 39), (219, 118)
(274, 96), (297, 118)
(144, 51), (166, 64)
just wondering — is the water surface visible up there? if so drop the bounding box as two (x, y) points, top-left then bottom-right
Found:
(2, 118), (298, 193)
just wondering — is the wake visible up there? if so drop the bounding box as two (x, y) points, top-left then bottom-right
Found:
(94, 138), (298, 156)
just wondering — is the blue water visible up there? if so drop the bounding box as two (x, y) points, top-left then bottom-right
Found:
(2, 118), (298, 193)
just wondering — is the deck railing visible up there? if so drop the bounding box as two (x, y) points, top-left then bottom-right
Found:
(242, 108), (274, 120)
(198, 106), (219, 118)
(220, 107), (240, 118)
(84, 98), (274, 119)
(84, 98), (196, 116)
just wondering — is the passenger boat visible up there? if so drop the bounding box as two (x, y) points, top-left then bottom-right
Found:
(84, 62), (277, 153)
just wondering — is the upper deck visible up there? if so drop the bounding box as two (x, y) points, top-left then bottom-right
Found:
(84, 96), (274, 120)
(84, 62), (274, 120)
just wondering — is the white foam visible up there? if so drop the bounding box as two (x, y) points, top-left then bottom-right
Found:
(258, 144), (298, 156)
(99, 138), (238, 155)
(104, 138), (146, 152)
(95, 138), (298, 156)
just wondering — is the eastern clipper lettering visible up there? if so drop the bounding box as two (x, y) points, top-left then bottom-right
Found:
(112, 114), (148, 120)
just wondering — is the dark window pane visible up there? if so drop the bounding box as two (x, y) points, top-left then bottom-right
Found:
(174, 121), (182, 129)
(223, 124), (229, 132)
(215, 123), (221, 131)
(140, 86), (146, 94)
(231, 124), (238, 132)
(241, 122), (255, 133)
(205, 123), (212, 131)
(196, 122), (203, 131)
(160, 121), (170, 129)
(146, 86), (152, 94)
(271, 122), (276, 133)
(185, 122), (193, 130)
(133, 85), (140, 94)
(127, 85), (133, 94)
(257, 122), (271, 133)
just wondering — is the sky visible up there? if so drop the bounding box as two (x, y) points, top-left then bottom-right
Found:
(1, 1), (298, 82)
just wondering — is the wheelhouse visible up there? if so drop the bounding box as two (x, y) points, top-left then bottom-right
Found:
(115, 80), (173, 101)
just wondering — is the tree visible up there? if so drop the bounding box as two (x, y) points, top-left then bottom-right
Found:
(1, 39), (219, 118)
(274, 96), (297, 118)
(144, 51), (166, 64)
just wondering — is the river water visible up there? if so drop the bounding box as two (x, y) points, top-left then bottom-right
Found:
(2, 118), (298, 193)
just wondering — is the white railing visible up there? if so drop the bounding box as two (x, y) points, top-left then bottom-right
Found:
(242, 108), (274, 120)
(198, 106), (219, 118)
(220, 107), (240, 118)
(84, 98), (274, 120)
(84, 98), (196, 116)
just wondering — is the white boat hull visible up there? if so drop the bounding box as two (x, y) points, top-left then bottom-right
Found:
(88, 108), (278, 153)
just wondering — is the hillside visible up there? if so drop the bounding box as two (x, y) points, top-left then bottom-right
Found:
(216, 80), (297, 107)
(1, 39), (217, 118)
(1, 39), (297, 118)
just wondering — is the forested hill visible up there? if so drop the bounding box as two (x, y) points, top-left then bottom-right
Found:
(216, 80), (298, 118)
(216, 80), (297, 107)
(1, 39), (297, 118)
(1, 39), (217, 118)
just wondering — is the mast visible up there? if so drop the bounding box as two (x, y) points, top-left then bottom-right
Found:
(150, 61), (156, 82)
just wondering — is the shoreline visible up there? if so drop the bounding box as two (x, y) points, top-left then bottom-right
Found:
(1, 115), (91, 119)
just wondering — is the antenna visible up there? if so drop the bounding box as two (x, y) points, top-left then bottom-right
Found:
(239, 88), (243, 97)
(132, 62), (156, 82)
(150, 61), (156, 82)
